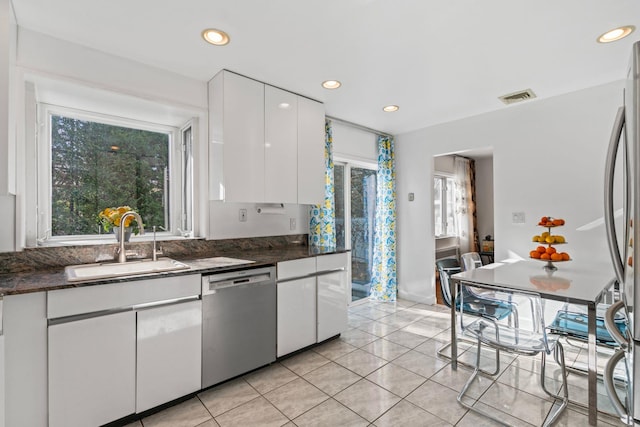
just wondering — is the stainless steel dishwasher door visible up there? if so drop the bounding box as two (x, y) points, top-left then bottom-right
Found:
(201, 267), (276, 389)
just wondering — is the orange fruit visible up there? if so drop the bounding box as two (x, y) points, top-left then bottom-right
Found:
(540, 216), (548, 223)
(551, 253), (562, 261)
(540, 253), (551, 260)
(530, 250), (541, 259)
(536, 246), (546, 254)
(560, 252), (570, 261)
(546, 246), (557, 255)
(552, 219), (563, 226)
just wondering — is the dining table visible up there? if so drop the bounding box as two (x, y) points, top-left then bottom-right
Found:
(449, 258), (616, 426)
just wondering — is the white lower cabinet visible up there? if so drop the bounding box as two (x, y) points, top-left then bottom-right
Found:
(47, 274), (201, 426)
(277, 277), (316, 357)
(136, 300), (202, 412)
(48, 311), (136, 427)
(276, 253), (349, 356)
(317, 253), (349, 342)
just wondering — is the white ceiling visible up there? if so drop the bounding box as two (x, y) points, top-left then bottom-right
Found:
(11, 0), (640, 135)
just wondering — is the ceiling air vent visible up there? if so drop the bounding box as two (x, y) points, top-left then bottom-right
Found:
(498, 89), (537, 105)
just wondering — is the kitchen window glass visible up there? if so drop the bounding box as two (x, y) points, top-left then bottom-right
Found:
(434, 175), (456, 237)
(38, 105), (192, 242)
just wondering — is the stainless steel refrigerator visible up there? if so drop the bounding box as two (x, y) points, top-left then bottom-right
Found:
(604, 40), (640, 425)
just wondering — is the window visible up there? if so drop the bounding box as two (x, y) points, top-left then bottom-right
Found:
(38, 105), (192, 243)
(434, 175), (456, 237)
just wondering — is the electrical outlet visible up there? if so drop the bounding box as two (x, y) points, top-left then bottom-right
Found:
(239, 209), (247, 222)
(290, 218), (296, 230)
(408, 192), (415, 201)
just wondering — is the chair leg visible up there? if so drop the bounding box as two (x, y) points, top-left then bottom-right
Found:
(438, 339), (500, 376)
(540, 343), (569, 427)
(457, 336), (509, 426)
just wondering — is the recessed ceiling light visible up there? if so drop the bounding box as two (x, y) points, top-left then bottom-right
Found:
(202, 28), (230, 46)
(278, 102), (291, 109)
(322, 80), (341, 89)
(383, 105), (399, 112)
(597, 26), (635, 43)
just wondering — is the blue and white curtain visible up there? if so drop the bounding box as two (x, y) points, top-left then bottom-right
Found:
(370, 135), (397, 301)
(309, 120), (336, 248)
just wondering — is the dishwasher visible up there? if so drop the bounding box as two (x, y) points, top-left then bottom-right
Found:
(201, 266), (276, 388)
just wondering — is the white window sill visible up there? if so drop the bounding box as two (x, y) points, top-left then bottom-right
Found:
(35, 234), (202, 247)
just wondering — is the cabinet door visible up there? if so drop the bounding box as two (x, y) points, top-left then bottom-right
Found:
(48, 311), (136, 427)
(277, 278), (316, 357)
(136, 300), (202, 413)
(265, 85), (298, 203)
(297, 97), (325, 205)
(222, 71), (265, 202)
(317, 255), (349, 342)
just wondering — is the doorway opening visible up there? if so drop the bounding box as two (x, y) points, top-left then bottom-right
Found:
(335, 161), (378, 303)
(433, 149), (494, 304)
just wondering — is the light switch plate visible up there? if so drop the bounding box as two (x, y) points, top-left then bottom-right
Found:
(408, 193), (415, 201)
(512, 212), (526, 224)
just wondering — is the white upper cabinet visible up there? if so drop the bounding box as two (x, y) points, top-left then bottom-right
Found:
(209, 71), (265, 202)
(208, 70), (324, 204)
(297, 96), (326, 205)
(265, 85), (298, 203)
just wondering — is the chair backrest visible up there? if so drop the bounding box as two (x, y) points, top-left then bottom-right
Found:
(459, 285), (551, 353)
(436, 258), (461, 307)
(461, 252), (482, 271)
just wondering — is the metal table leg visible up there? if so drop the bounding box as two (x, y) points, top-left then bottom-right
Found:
(451, 278), (458, 370)
(587, 301), (597, 426)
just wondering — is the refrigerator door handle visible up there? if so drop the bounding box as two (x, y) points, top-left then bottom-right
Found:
(605, 300), (629, 349)
(603, 348), (632, 424)
(604, 106), (626, 285)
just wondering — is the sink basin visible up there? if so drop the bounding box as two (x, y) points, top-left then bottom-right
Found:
(65, 258), (190, 282)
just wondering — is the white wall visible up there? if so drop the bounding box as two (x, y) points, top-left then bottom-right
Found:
(396, 81), (623, 303)
(475, 157), (494, 242)
(208, 202), (309, 240)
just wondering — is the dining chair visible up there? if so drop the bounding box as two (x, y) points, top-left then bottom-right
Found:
(435, 258), (517, 366)
(461, 251), (483, 271)
(457, 286), (569, 427)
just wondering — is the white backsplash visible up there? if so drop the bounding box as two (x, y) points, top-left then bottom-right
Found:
(208, 201), (310, 240)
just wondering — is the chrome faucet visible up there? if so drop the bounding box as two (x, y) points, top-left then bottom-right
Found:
(117, 211), (145, 263)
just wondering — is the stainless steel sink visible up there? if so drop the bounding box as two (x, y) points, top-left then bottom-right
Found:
(65, 258), (190, 282)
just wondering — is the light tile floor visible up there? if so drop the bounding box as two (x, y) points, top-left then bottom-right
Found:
(125, 299), (626, 427)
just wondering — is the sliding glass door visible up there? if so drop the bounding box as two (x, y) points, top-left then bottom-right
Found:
(335, 162), (377, 302)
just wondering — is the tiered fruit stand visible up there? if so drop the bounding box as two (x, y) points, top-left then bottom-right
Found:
(530, 216), (571, 271)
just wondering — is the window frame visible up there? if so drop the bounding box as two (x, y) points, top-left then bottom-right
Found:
(36, 103), (192, 244)
(434, 174), (457, 239)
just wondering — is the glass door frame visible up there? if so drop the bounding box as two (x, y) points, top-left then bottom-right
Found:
(334, 157), (378, 306)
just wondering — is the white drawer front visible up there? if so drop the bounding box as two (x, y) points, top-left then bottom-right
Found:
(316, 252), (348, 273)
(47, 274), (201, 319)
(277, 257), (316, 281)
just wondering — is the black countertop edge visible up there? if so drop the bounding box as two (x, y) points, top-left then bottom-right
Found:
(0, 246), (349, 296)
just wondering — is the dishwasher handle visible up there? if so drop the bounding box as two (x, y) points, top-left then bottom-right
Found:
(202, 268), (274, 295)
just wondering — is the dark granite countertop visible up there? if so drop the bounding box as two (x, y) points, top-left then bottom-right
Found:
(0, 245), (348, 296)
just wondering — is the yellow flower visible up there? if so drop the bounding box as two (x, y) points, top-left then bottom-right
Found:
(98, 205), (139, 232)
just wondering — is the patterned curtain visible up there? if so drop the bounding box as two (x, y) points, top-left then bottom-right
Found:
(370, 135), (397, 301)
(454, 156), (478, 253)
(309, 120), (336, 248)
